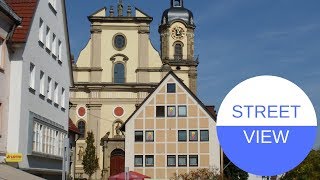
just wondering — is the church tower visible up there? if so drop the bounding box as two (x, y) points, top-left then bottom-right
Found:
(159, 0), (198, 94)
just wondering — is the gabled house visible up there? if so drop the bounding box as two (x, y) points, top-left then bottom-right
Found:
(121, 72), (221, 179)
(3, 0), (73, 179)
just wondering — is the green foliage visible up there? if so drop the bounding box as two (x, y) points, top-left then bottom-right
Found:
(224, 154), (249, 180)
(82, 131), (99, 180)
(171, 168), (222, 180)
(280, 150), (320, 180)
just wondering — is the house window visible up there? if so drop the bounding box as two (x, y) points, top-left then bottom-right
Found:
(78, 121), (86, 139)
(58, 40), (62, 61)
(39, 18), (44, 43)
(178, 106), (187, 117)
(54, 82), (58, 104)
(167, 106), (176, 117)
(114, 63), (125, 83)
(52, 33), (57, 56)
(145, 155), (154, 167)
(174, 43), (183, 60)
(29, 63), (35, 89)
(134, 155), (143, 167)
(46, 26), (51, 50)
(167, 83), (176, 93)
(189, 130), (198, 141)
(178, 155), (187, 166)
(49, 0), (57, 10)
(145, 131), (154, 142)
(33, 122), (43, 152)
(200, 130), (209, 141)
(61, 88), (65, 109)
(189, 155), (198, 166)
(135, 131), (143, 142)
(156, 106), (165, 117)
(47, 77), (52, 100)
(40, 71), (45, 95)
(167, 155), (176, 167)
(178, 130), (187, 142)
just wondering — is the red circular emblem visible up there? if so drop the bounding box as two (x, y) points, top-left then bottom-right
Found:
(114, 107), (124, 117)
(78, 107), (86, 117)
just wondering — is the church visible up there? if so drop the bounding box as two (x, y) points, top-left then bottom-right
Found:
(70, 0), (220, 179)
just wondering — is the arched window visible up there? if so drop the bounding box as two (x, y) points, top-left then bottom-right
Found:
(78, 121), (86, 139)
(174, 43), (183, 60)
(114, 63), (125, 84)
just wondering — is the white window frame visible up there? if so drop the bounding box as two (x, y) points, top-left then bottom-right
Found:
(58, 40), (62, 62)
(40, 71), (45, 95)
(45, 26), (51, 51)
(29, 63), (35, 90)
(49, 0), (57, 10)
(52, 33), (57, 56)
(54, 82), (58, 104)
(47, 77), (52, 100)
(61, 88), (65, 109)
(39, 18), (44, 43)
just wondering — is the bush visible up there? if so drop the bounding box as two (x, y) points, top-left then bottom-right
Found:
(170, 168), (222, 180)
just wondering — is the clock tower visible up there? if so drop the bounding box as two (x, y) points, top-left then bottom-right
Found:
(159, 0), (198, 94)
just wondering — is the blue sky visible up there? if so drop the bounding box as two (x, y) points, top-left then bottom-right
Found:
(66, 0), (320, 148)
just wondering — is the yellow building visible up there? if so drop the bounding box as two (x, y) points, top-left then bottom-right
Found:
(70, 0), (202, 179)
(121, 72), (220, 179)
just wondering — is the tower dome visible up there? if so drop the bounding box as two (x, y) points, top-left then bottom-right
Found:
(161, 0), (195, 27)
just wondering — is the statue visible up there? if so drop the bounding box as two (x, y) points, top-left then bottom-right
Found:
(115, 123), (121, 135)
(118, 0), (123, 17)
(78, 146), (84, 160)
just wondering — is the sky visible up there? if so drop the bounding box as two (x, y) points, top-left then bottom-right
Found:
(66, 0), (320, 148)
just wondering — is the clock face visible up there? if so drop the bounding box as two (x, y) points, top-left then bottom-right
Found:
(171, 26), (186, 40)
(114, 34), (126, 50)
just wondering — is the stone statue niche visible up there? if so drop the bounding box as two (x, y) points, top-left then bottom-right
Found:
(112, 120), (124, 138)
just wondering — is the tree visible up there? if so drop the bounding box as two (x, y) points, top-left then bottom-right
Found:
(280, 150), (320, 180)
(171, 168), (222, 180)
(224, 154), (249, 180)
(82, 131), (99, 180)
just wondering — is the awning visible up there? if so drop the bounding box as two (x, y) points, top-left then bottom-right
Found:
(0, 164), (44, 180)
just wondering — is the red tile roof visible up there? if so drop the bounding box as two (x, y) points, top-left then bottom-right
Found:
(69, 118), (80, 134)
(5, 0), (38, 43)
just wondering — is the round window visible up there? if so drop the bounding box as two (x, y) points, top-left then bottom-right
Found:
(113, 34), (126, 50)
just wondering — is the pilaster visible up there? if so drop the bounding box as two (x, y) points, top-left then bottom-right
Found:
(90, 26), (102, 83)
(137, 26), (150, 83)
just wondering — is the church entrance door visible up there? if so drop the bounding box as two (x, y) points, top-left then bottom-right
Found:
(110, 149), (125, 177)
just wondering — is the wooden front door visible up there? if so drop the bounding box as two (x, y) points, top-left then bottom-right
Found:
(110, 149), (125, 177)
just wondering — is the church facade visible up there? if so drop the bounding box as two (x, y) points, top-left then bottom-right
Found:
(70, 0), (210, 179)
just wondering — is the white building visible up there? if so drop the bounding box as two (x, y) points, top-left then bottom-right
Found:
(0, 0), (21, 159)
(4, 0), (73, 179)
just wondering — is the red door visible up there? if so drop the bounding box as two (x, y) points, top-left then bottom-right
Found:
(110, 149), (125, 176)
